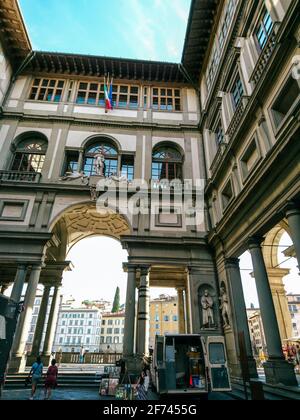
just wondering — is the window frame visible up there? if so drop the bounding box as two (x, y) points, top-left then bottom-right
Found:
(29, 78), (65, 102)
(230, 74), (244, 110)
(11, 139), (48, 174)
(255, 7), (273, 51)
(75, 81), (140, 109)
(151, 87), (181, 112)
(151, 145), (183, 181)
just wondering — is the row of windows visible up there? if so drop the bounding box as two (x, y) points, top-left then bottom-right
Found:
(61, 313), (95, 319)
(153, 315), (178, 322)
(206, 4), (273, 94)
(29, 80), (182, 111)
(206, 0), (236, 91)
(10, 137), (184, 182)
(100, 336), (123, 344)
(60, 328), (94, 335)
(61, 320), (95, 327)
(101, 328), (124, 335)
(102, 319), (125, 326)
(59, 336), (91, 345)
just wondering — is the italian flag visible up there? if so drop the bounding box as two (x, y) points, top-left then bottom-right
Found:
(104, 77), (113, 112)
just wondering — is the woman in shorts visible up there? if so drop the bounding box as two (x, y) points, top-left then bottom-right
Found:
(29, 356), (43, 400)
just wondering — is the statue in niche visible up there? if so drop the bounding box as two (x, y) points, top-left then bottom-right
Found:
(219, 287), (230, 327)
(93, 152), (105, 177)
(201, 290), (215, 329)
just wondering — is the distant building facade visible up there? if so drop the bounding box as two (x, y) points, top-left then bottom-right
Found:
(287, 294), (300, 338)
(99, 312), (125, 354)
(247, 308), (267, 355)
(53, 305), (102, 353)
(149, 295), (179, 349)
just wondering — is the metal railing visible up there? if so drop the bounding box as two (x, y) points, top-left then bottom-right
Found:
(0, 170), (41, 183)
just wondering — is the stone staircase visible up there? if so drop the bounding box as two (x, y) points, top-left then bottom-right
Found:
(4, 372), (104, 390)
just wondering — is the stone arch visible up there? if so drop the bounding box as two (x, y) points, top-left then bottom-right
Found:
(82, 134), (122, 152)
(152, 140), (185, 160)
(262, 221), (293, 341)
(46, 201), (131, 261)
(11, 131), (49, 150)
(263, 220), (291, 268)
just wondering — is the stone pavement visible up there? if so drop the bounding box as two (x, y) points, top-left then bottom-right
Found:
(0, 388), (237, 401)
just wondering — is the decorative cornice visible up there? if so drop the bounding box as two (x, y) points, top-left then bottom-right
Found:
(0, 111), (200, 133)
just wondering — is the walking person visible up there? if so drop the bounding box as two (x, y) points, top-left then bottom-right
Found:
(44, 359), (58, 400)
(29, 356), (43, 400)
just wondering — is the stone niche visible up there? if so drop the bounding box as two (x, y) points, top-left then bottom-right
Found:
(198, 284), (218, 330)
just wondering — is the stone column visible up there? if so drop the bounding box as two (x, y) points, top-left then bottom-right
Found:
(286, 204), (300, 272)
(176, 287), (186, 334)
(249, 238), (297, 386)
(225, 258), (258, 379)
(123, 264), (137, 357)
(136, 266), (150, 356)
(42, 284), (61, 357)
(77, 149), (84, 172)
(9, 264), (42, 372)
(10, 265), (28, 303)
(31, 285), (52, 356)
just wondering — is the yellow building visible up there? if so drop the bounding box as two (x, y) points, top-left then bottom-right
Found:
(149, 295), (179, 349)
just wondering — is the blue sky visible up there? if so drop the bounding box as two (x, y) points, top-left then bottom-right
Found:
(19, 0), (191, 62)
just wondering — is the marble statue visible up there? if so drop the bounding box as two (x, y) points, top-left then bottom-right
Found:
(219, 287), (230, 327)
(94, 152), (105, 176)
(201, 290), (214, 328)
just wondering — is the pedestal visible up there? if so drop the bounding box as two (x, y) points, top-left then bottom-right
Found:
(263, 360), (298, 387)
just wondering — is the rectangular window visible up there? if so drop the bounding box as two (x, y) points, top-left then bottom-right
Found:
(151, 87), (181, 111)
(29, 78), (65, 102)
(107, 328), (113, 334)
(215, 120), (224, 146)
(271, 76), (300, 128)
(75, 82), (139, 109)
(256, 9), (273, 50)
(121, 155), (135, 181)
(64, 151), (79, 174)
(231, 75), (244, 109)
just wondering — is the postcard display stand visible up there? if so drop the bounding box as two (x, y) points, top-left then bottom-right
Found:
(115, 371), (136, 400)
(99, 366), (121, 397)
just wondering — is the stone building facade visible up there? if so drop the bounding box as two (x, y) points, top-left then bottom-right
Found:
(99, 312), (125, 354)
(53, 305), (102, 354)
(149, 295), (179, 349)
(0, 0), (299, 389)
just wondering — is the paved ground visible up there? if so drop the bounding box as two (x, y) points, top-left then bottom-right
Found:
(0, 388), (236, 401)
